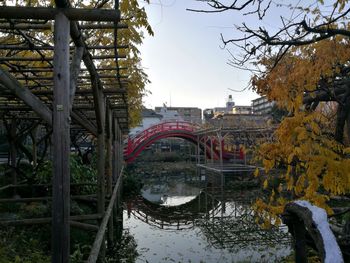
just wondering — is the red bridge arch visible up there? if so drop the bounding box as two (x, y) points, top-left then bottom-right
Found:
(124, 121), (222, 163)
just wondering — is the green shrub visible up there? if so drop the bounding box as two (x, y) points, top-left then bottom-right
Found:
(105, 230), (138, 263)
(122, 171), (142, 197)
(0, 227), (51, 263)
(35, 155), (97, 194)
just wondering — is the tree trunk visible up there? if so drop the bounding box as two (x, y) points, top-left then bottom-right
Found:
(335, 95), (350, 144)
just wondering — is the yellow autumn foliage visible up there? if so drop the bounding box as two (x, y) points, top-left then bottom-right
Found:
(253, 37), (350, 112)
(253, 36), (350, 224)
(0, 0), (152, 128)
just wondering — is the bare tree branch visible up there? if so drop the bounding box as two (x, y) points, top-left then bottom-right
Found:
(187, 0), (254, 13)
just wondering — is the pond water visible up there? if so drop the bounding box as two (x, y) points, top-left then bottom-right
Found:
(123, 174), (292, 263)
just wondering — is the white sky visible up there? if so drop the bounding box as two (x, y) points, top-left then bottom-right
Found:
(139, 0), (261, 110)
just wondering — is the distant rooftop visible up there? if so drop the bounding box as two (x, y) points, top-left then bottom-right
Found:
(141, 109), (162, 118)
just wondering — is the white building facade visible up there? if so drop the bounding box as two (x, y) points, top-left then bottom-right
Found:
(129, 106), (183, 136)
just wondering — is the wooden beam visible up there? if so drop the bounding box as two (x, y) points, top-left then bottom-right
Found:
(0, 23), (128, 30)
(0, 54), (126, 61)
(91, 79), (103, 132)
(8, 66), (128, 72)
(71, 111), (98, 136)
(0, 67), (52, 125)
(72, 105), (119, 111)
(0, 44), (128, 51)
(0, 105), (37, 111)
(70, 221), (99, 231)
(86, 45), (128, 50)
(0, 214), (103, 226)
(1, 183), (97, 189)
(0, 6), (121, 22)
(15, 75), (128, 81)
(29, 88), (127, 96)
(14, 82), (128, 89)
(69, 19), (110, 135)
(51, 12), (70, 263)
(69, 46), (84, 110)
(110, 105), (128, 110)
(113, 112), (128, 118)
(0, 194), (96, 203)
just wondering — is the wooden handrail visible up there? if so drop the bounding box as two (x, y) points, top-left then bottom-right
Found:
(87, 167), (124, 263)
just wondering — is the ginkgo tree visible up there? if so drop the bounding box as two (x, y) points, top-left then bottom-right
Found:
(78, 0), (154, 127)
(192, 0), (350, 222)
(0, 0), (152, 127)
(86, 0), (154, 126)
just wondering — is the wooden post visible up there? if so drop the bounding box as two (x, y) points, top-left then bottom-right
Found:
(96, 90), (106, 262)
(97, 106), (106, 214)
(196, 135), (200, 179)
(112, 118), (117, 183)
(30, 126), (38, 168)
(106, 109), (113, 197)
(106, 108), (114, 246)
(113, 120), (121, 182)
(115, 126), (119, 180)
(218, 131), (224, 191)
(118, 127), (122, 176)
(121, 128), (124, 173)
(52, 12), (70, 263)
(204, 137), (207, 164)
(210, 136), (214, 163)
(115, 133), (123, 238)
(111, 118), (118, 235)
(197, 135), (200, 164)
(116, 182), (123, 240)
(9, 119), (17, 196)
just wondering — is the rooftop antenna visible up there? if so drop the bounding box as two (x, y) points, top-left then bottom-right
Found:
(169, 92), (172, 107)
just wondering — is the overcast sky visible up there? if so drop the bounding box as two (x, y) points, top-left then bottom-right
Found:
(139, 0), (262, 110)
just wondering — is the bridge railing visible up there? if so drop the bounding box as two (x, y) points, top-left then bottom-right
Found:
(126, 121), (200, 154)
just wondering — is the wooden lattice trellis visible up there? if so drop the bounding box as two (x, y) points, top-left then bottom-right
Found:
(0, 1), (131, 262)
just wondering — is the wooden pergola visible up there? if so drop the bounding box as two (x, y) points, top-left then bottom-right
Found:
(0, 1), (130, 262)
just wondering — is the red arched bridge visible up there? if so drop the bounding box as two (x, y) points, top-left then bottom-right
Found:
(124, 121), (234, 163)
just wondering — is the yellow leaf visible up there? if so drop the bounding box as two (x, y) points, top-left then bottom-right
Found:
(263, 179), (268, 189)
(254, 168), (260, 177)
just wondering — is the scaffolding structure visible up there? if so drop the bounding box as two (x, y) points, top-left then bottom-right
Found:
(193, 126), (275, 185)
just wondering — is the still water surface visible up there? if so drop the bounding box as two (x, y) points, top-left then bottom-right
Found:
(123, 176), (292, 263)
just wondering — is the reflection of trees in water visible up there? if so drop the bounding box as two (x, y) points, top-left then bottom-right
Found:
(196, 193), (291, 251)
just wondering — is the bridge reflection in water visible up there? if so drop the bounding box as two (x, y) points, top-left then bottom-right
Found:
(124, 182), (292, 263)
(129, 190), (218, 231)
